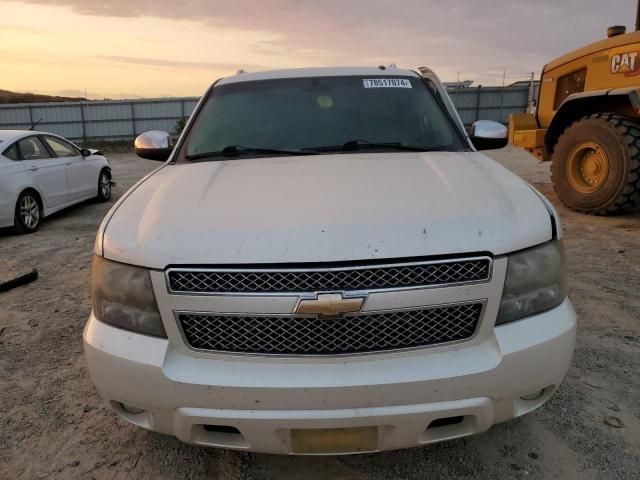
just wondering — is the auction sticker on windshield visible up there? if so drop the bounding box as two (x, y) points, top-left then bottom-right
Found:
(363, 78), (412, 88)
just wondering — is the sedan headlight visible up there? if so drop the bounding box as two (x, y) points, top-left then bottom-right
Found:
(91, 256), (166, 337)
(496, 241), (567, 325)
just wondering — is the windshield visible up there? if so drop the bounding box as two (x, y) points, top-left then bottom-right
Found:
(183, 75), (466, 160)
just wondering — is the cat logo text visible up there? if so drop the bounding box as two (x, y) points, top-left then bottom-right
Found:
(610, 51), (640, 76)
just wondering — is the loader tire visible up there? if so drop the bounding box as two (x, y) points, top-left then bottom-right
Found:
(551, 113), (640, 215)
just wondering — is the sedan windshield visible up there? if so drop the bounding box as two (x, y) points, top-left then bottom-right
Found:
(183, 75), (466, 160)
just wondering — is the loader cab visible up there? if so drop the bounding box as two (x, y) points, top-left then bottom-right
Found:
(536, 30), (640, 129)
(509, 28), (640, 215)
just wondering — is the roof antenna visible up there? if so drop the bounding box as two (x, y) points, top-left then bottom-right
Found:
(236, 69), (246, 75)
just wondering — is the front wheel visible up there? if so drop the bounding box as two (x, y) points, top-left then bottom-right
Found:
(96, 169), (112, 202)
(551, 113), (640, 215)
(14, 191), (42, 234)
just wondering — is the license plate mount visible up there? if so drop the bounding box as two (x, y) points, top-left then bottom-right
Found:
(290, 426), (379, 454)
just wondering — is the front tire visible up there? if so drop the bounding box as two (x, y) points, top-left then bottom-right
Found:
(14, 190), (42, 234)
(96, 169), (111, 202)
(551, 113), (640, 215)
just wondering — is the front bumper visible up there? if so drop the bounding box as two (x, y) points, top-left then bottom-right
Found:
(83, 299), (576, 454)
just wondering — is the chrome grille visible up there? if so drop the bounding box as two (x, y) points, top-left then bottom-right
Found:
(167, 258), (491, 294)
(177, 303), (483, 355)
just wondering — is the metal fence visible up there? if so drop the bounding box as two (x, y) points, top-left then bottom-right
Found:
(0, 97), (200, 142)
(0, 86), (530, 142)
(447, 86), (530, 127)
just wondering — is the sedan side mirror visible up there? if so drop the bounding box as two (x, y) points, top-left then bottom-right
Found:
(80, 148), (92, 157)
(134, 131), (173, 161)
(469, 120), (508, 151)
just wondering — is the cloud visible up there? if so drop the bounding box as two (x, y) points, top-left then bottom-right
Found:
(0, 22), (48, 34)
(12, 0), (639, 85)
(98, 55), (267, 72)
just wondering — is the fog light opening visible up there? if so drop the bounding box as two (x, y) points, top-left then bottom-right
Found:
(515, 385), (557, 417)
(422, 415), (476, 444)
(120, 402), (145, 414)
(203, 425), (242, 435)
(108, 401), (152, 429)
(427, 416), (465, 429)
(194, 424), (248, 448)
(520, 389), (546, 401)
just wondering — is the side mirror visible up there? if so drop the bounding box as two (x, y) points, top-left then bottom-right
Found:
(80, 148), (92, 157)
(134, 131), (173, 161)
(469, 120), (508, 150)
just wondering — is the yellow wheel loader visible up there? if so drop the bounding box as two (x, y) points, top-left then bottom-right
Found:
(509, 5), (640, 215)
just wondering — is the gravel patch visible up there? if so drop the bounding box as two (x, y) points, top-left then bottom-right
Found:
(1, 147), (638, 479)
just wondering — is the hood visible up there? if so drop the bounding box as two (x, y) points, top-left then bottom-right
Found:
(101, 152), (552, 269)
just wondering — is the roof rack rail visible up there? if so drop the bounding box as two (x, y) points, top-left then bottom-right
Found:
(417, 66), (435, 77)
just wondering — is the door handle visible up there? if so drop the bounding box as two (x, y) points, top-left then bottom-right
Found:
(29, 167), (39, 171)
(65, 161), (72, 165)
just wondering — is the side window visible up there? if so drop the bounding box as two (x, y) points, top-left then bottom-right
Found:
(3, 143), (19, 161)
(554, 69), (587, 110)
(17, 137), (51, 160)
(43, 136), (78, 158)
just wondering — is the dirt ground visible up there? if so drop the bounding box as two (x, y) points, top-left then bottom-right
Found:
(1, 147), (639, 480)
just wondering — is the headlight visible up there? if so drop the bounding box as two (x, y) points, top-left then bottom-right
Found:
(496, 241), (567, 325)
(91, 256), (166, 337)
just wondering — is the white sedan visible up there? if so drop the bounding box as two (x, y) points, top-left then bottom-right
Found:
(0, 130), (112, 233)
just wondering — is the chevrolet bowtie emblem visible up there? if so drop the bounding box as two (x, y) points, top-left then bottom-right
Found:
(295, 293), (366, 316)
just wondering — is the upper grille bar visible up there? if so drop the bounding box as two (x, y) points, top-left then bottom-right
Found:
(166, 257), (491, 294)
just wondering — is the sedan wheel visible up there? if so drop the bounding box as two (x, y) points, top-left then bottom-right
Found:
(97, 170), (112, 202)
(14, 191), (41, 234)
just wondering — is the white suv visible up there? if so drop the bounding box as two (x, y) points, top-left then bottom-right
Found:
(84, 66), (576, 455)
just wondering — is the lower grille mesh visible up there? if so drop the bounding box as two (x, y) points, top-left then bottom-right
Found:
(178, 303), (482, 355)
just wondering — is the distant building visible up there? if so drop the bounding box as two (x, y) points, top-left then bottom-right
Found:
(508, 80), (540, 88)
(443, 80), (474, 91)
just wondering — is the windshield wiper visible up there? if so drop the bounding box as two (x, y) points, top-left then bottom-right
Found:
(186, 145), (316, 160)
(303, 140), (439, 153)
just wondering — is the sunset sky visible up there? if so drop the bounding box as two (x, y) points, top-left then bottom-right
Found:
(0, 0), (636, 99)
